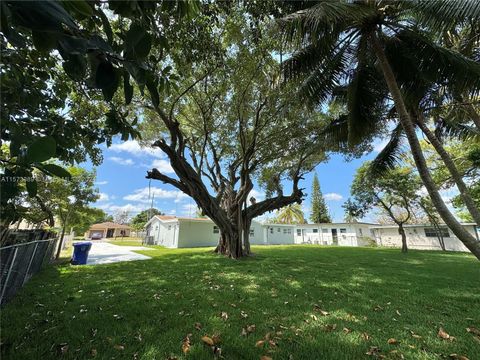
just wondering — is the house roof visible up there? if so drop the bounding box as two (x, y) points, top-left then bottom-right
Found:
(89, 222), (131, 230)
(155, 215), (177, 221)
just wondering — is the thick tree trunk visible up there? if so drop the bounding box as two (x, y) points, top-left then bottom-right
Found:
(416, 119), (480, 226)
(398, 224), (408, 253)
(214, 226), (243, 259)
(371, 33), (480, 260)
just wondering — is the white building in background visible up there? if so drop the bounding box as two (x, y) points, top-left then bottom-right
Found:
(370, 223), (479, 252)
(144, 215), (479, 252)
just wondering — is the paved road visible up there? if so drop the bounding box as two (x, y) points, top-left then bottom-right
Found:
(84, 242), (153, 265)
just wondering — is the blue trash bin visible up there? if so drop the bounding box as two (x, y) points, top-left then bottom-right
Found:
(71, 242), (92, 265)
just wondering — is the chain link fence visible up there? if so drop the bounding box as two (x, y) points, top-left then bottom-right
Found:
(0, 231), (57, 306)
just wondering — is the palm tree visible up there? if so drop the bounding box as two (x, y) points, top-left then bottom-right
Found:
(274, 204), (307, 224)
(280, 0), (480, 259)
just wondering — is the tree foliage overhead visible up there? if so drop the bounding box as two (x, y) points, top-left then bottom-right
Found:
(0, 0), (198, 231)
(135, 8), (333, 258)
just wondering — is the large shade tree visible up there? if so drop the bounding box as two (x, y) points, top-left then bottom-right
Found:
(140, 11), (335, 258)
(350, 164), (418, 253)
(280, 0), (480, 259)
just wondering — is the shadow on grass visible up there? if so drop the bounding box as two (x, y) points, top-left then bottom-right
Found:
(1, 246), (479, 359)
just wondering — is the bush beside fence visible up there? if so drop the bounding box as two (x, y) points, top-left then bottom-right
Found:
(0, 231), (57, 305)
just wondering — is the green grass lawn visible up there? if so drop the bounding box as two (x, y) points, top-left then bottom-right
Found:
(2, 246), (479, 360)
(107, 237), (143, 247)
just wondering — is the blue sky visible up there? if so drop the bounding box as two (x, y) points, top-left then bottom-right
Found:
(88, 138), (389, 222)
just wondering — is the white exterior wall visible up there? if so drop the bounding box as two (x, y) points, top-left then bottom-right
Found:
(293, 223), (372, 246)
(146, 219), (178, 248)
(372, 225), (478, 252)
(177, 220), (219, 248)
(262, 225), (295, 245)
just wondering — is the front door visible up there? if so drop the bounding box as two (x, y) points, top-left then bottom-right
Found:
(106, 228), (115, 238)
(331, 229), (338, 245)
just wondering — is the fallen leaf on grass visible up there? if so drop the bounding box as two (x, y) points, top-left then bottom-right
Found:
(438, 327), (455, 341)
(90, 348), (97, 357)
(366, 346), (384, 358)
(261, 356), (273, 360)
(240, 310), (248, 319)
(255, 340), (265, 347)
(396, 310), (401, 316)
(387, 338), (399, 345)
(182, 334), (192, 354)
(343, 327), (352, 334)
(242, 324), (256, 336)
(361, 332), (372, 341)
(58, 343), (69, 355)
(114, 344), (124, 351)
(449, 354), (470, 360)
(220, 312), (228, 321)
(323, 324), (337, 332)
(194, 322), (202, 330)
(313, 305), (329, 316)
(466, 327), (480, 336)
(310, 314), (318, 321)
(202, 336), (214, 346)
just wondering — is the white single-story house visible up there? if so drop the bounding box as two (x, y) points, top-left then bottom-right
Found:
(144, 215), (479, 252)
(370, 223), (479, 252)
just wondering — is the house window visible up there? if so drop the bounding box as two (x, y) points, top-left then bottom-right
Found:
(359, 228), (363, 236)
(297, 229), (301, 236)
(213, 226), (219, 234)
(340, 228), (347, 233)
(270, 228), (274, 234)
(424, 227), (449, 238)
(313, 229), (318, 233)
(249, 229), (254, 236)
(287, 229), (292, 234)
(322, 229), (328, 233)
(283, 229), (287, 234)
(168, 225), (172, 230)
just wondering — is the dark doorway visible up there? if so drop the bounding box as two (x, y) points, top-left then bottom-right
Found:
(331, 229), (338, 245)
(106, 228), (114, 238)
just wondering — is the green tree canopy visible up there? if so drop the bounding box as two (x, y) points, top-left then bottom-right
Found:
(309, 173), (331, 223)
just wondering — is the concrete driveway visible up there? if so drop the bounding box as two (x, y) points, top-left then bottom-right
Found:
(84, 242), (153, 265)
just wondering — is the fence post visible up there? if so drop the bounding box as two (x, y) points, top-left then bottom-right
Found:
(0, 246), (18, 304)
(22, 242), (39, 285)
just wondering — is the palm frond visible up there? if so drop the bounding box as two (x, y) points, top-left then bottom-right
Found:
(407, 0), (480, 33)
(395, 29), (480, 95)
(346, 43), (388, 146)
(279, 0), (374, 43)
(369, 123), (405, 176)
(283, 30), (341, 81)
(319, 114), (349, 151)
(295, 43), (350, 106)
(434, 116), (480, 140)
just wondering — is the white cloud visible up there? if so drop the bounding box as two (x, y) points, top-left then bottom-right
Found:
(324, 193), (343, 201)
(95, 180), (108, 185)
(95, 203), (144, 213)
(123, 186), (188, 203)
(98, 193), (110, 202)
(248, 189), (265, 201)
(109, 156), (134, 166)
(109, 140), (164, 158)
(151, 159), (175, 174)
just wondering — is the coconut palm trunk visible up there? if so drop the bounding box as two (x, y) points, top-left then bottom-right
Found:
(371, 32), (480, 260)
(415, 119), (480, 226)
